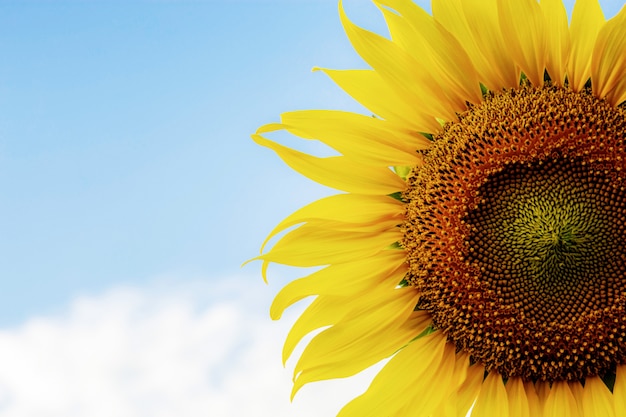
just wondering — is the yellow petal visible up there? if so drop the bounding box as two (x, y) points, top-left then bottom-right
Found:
(471, 371), (509, 417)
(523, 381), (542, 417)
(400, 341), (457, 415)
(252, 134), (406, 195)
(337, 331), (450, 417)
(614, 364), (626, 416)
(291, 288), (422, 397)
(582, 376), (614, 417)
(591, 5), (626, 102)
(543, 381), (580, 417)
(374, 0), (482, 106)
(338, 0), (457, 121)
(269, 110), (428, 166)
(316, 68), (440, 132)
(432, 351), (480, 417)
(455, 361), (484, 417)
(498, 0), (546, 87)
(506, 377), (530, 417)
(255, 223), (402, 267)
(281, 294), (351, 364)
(270, 250), (406, 320)
(290, 219), (400, 235)
(432, 0), (518, 90)
(536, 380), (550, 405)
(569, 380), (584, 412)
(261, 193), (404, 251)
(568, 0), (605, 91)
(540, 0), (570, 85)
(607, 75), (626, 106)
(280, 272), (416, 365)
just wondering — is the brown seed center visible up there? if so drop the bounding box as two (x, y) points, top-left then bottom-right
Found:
(467, 157), (624, 325)
(402, 84), (626, 381)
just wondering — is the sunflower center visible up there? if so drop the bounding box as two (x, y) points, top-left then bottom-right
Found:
(403, 84), (626, 381)
(469, 157), (621, 325)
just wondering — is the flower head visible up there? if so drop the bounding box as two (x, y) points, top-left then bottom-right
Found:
(252, 0), (626, 415)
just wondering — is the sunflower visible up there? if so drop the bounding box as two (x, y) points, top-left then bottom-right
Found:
(251, 0), (626, 415)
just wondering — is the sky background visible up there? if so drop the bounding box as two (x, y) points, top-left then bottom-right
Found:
(0, 0), (623, 416)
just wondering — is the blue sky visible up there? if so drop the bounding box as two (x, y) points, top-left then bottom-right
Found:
(0, 0), (622, 324)
(0, 2), (398, 414)
(0, 0), (624, 415)
(0, 0), (367, 325)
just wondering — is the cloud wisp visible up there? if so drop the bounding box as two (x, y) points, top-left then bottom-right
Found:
(0, 276), (382, 417)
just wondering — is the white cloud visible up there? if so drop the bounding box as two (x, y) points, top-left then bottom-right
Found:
(0, 276), (382, 417)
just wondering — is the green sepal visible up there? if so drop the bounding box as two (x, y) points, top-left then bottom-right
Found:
(394, 165), (411, 180)
(543, 69), (552, 83)
(519, 72), (528, 85)
(388, 191), (406, 202)
(602, 372), (616, 393)
(480, 83), (489, 97)
(387, 241), (404, 250)
(409, 324), (437, 343)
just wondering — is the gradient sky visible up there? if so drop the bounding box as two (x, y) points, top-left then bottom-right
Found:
(0, 0), (624, 415)
(0, 0), (374, 325)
